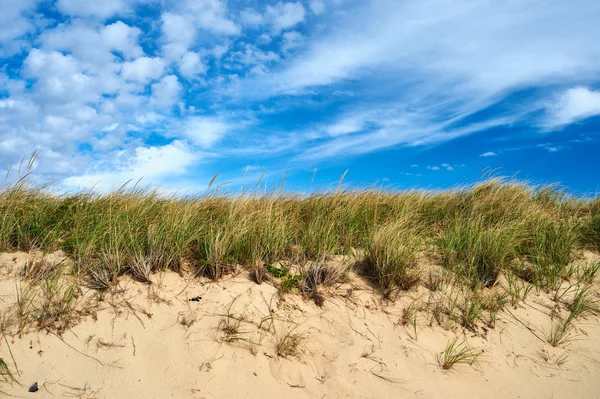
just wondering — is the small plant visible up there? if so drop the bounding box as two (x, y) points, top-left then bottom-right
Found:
(14, 280), (36, 334)
(87, 266), (113, 291)
(460, 291), (484, 329)
(280, 274), (302, 293)
(218, 315), (243, 342)
(479, 291), (507, 328)
(130, 256), (153, 284)
(546, 315), (576, 347)
(300, 258), (347, 291)
(568, 285), (599, 319)
(217, 298), (247, 342)
(438, 337), (482, 370)
(504, 272), (533, 307)
(576, 261), (600, 284)
(275, 325), (304, 358)
(401, 300), (419, 326)
(35, 274), (79, 333)
(299, 258), (348, 306)
(266, 264), (288, 277)
(178, 311), (197, 329)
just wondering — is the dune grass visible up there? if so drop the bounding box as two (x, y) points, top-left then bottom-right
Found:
(438, 337), (482, 370)
(1, 174), (597, 292)
(1, 155), (599, 339)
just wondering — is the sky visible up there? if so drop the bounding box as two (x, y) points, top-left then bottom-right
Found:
(1, 0), (599, 195)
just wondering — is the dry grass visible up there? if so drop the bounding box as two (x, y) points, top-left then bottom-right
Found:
(274, 325), (304, 358)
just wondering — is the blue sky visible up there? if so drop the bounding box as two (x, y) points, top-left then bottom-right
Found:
(1, 0), (599, 195)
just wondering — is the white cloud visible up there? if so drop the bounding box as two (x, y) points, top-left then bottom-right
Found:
(159, 1), (239, 66)
(161, 12), (197, 60)
(56, 0), (132, 19)
(101, 22), (143, 59)
(240, 8), (264, 27)
(480, 151), (498, 157)
(266, 2), (305, 32)
(545, 87), (600, 128)
(258, 33), (272, 44)
(228, 44), (280, 68)
(183, 117), (229, 148)
(292, 113), (513, 163)
(427, 166), (440, 171)
(410, 164), (418, 168)
(23, 49), (99, 102)
(282, 31), (304, 52)
(64, 140), (200, 191)
(0, 0), (39, 56)
(151, 75), (182, 107)
(40, 21), (143, 65)
(325, 115), (365, 136)
(538, 143), (565, 153)
(121, 57), (166, 83)
(179, 51), (208, 78)
(183, 0), (240, 35)
(309, 0), (326, 15)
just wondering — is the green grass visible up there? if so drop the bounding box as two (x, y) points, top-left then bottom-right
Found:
(438, 337), (482, 370)
(366, 217), (424, 298)
(438, 217), (520, 288)
(0, 160), (598, 307)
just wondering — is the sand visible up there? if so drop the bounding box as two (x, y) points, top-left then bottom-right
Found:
(1, 251), (600, 398)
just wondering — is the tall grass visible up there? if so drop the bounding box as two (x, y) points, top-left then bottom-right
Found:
(1, 158), (598, 301)
(366, 217), (424, 297)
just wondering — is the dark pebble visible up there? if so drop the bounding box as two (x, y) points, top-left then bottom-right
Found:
(29, 382), (38, 392)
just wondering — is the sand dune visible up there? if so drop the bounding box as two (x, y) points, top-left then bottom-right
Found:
(1, 251), (600, 398)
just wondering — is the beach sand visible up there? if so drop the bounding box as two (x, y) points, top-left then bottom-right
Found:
(1, 251), (599, 398)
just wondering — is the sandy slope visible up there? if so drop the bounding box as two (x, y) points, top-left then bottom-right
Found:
(1, 252), (600, 398)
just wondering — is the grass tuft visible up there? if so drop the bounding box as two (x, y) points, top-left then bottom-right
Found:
(438, 337), (482, 370)
(366, 218), (423, 298)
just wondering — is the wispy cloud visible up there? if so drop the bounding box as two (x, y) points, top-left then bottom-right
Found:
(0, 0), (598, 191)
(480, 151), (498, 157)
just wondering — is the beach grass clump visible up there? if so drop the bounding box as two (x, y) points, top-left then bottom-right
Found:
(366, 217), (424, 298)
(437, 217), (520, 288)
(517, 215), (577, 289)
(581, 212), (600, 251)
(438, 337), (482, 370)
(545, 285), (597, 348)
(546, 314), (576, 347)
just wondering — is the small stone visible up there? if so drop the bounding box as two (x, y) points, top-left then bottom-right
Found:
(29, 382), (39, 392)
